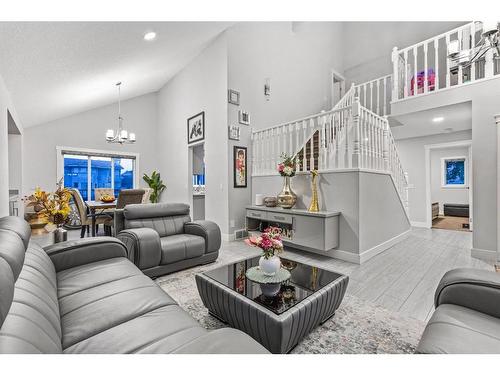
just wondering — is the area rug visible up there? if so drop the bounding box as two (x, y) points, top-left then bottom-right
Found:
(156, 260), (426, 354)
(432, 216), (470, 232)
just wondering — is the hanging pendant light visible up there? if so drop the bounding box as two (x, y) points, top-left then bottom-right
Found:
(105, 82), (136, 144)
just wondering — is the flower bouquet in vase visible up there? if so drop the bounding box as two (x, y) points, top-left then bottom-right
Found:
(277, 153), (300, 208)
(245, 226), (284, 276)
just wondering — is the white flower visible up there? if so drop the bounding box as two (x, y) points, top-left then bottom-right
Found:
(283, 166), (293, 176)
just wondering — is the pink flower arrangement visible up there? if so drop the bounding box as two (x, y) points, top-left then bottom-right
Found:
(277, 153), (300, 177)
(245, 226), (284, 259)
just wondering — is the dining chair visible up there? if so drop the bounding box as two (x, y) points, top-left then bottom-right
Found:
(68, 188), (113, 238)
(104, 189), (145, 235)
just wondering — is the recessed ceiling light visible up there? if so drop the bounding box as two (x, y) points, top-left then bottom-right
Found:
(144, 31), (157, 41)
(432, 116), (444, 123)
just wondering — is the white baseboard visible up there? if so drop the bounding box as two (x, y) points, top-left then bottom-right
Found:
(221, 233), (236, 242)
(410, 221), (429, 228)
(327, 249), (361, 264)
(358, 229), (411, 264)
(471, 247), (498, 262)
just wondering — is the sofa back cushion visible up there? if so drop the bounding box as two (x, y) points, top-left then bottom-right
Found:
(123, 203), (191, 237)
(0, 217), (62, 353)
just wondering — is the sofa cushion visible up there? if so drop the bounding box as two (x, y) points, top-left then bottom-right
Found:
(64, 304), (206, 353)
(57, 258), (177, 349)
(124, 203), (191, 237)
(160, 234), (205, 264)
(0, 243), (62, 354)
(417, 304), (500, 354)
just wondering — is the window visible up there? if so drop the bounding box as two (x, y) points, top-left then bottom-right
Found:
(442, 157), (467, 188)
(59, 148), (137, 201)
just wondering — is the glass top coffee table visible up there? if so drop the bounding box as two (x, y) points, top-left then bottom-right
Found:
(195, 256), (348, 353)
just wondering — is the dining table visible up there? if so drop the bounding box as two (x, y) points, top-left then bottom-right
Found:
(85, 200), (117, 237)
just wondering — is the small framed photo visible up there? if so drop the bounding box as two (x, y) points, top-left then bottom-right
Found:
(238, 110), (250, 125)
(187, 111), (205, 145)
(228, 125), (240, 141)
(228, 89), (240, 105)
(233, 146), (247, 188)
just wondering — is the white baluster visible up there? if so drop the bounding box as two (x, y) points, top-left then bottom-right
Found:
(301, 120), (307, 172)
(434, 38), (439, 90)
(445, 34), (451, 88)
(413, 46), (418, 96)
(391, 46), (399, 101)
(270, 128), (275, 174)
(309, 118), (315, 170)
(424, 42), (428, 93)
(458, 29), (463, 85)
(470, 24), (476, 81)
(295, 122), (300, 159)
(276, 127), (281, 172)
(403, 50), (409, 98)
(363, 84), (367, 108)
(376, 79), (380, 115)
(288, 123), (293, 157)
(383, 77), (387, 116)
(352, 98), (361, 168)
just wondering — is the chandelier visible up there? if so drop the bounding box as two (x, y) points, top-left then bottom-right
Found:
(105, 82), (136, 144)
(447, 21), (500, 68)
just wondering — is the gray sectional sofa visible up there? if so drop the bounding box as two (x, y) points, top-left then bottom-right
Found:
(115, 203), (220, 277)
(0, 216), (268, 354)
(417, 268), (500, 354)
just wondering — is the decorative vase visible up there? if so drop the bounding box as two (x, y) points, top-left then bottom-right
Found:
(259, 255), (281, 276)
(308, 170), (320, 212)
(52, 225), (68, 244)
(277, 176), (297, 209)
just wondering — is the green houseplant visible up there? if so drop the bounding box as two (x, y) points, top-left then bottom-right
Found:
(143, 171), (166, 203)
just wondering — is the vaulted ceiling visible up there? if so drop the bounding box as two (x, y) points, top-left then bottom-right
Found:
(0, 22), (231, 127)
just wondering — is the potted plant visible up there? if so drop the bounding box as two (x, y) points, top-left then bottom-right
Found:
(143, 171), (166, 203)
(24, 180), (72, 243)
(277, 153), (300, 209)
(245, 226), (284, 276)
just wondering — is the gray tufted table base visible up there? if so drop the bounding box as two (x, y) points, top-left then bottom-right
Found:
(195, 256), (348, 354)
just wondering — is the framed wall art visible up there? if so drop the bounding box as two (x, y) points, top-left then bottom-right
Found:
(187, 111), (205, 145)
(228, 89), (240, 105)
(238, 110), (250, 125)
(233, 146), (247, 188)
(228, 125), (240, 141)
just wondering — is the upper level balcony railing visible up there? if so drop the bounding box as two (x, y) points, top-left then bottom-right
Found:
(391, 21), (500, 102)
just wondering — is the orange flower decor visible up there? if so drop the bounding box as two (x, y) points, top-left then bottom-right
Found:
(24, 179), (72, 231)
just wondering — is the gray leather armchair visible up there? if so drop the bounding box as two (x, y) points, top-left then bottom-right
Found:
(417, 268), (500, 354)
(0, 216), (268, 354)
(115, 203), (221, 277)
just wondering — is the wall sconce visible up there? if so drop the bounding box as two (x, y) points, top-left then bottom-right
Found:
(264, 78), (271, 101)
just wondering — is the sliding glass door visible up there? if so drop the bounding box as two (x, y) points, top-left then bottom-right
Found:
(62, 150), (136, 201)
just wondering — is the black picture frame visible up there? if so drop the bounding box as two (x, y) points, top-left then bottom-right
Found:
(233, 146), (247, 188)
(187, 111), (205, 145)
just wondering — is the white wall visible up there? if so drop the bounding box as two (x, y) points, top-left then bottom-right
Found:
(392, 78), (500, 257)
(0, 74), (23, 216)
(342, 22), (467, 85)
(156, 33), (229, 235)
(396, 130), (472, 225)
(430, 146), (469, 214)
(227, 22), (345, 235)
(22, 92), (158, 195)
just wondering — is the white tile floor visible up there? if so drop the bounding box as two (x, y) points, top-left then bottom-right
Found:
(31, 226), (494, 322)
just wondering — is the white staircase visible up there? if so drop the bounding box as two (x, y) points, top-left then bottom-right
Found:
(251, 82), (409, 216)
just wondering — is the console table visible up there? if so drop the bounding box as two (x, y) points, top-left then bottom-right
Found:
(246, 205), (340, 253)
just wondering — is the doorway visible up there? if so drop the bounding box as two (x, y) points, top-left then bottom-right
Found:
(425, 140), (472, 231)
(189, 143), (205, 220)
(331, 70), (345, 108)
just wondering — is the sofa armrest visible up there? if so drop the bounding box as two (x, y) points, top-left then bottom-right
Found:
(117, 228), (162, 270)
(44, 237), (128, 272)
(184, 220), (221, 254)
(435, 268), (500, 318)
(172, 328), (269, 354)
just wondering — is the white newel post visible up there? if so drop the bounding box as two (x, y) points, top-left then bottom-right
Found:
(391, 47), (399, 102)
(382, 117), (390, 172)
(351, 97), (361, 168)
(496, 114), (500, 265)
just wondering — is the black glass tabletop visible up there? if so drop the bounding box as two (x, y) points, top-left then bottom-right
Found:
(202, 256), (343, 315)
